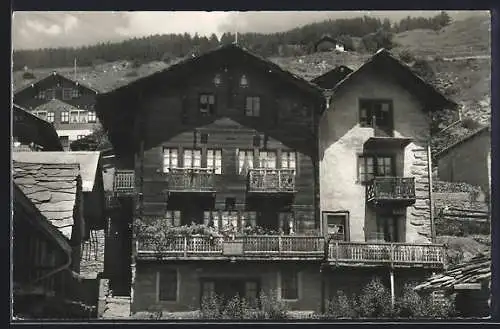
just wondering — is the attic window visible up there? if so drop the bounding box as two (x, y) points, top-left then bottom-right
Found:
(240, 75), (248, 88)
(199, 94), (215, 115)
(253, 135), (261, 148)
(200, 133), (208, 144)
(213, 74), (222, 86)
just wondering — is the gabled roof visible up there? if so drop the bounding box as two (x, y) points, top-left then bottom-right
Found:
(327, 48), (458, 110)
(435, 125), (490, 159)
(13, 182), (72, 254)
(414, 252), (491, 292)
(12, 104), (63, 151)
(311, 65), (353, 89)
(12, 161), (81, 239)
(99, 43), (324, 97)
(13, 71), (100, 95)
(12, 151), (102, 192)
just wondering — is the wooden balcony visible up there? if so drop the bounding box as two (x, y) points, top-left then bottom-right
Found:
(247, 169), (296, 194)
(136, 235), (324, 260)
(166, 168), (216, 193)
(366, 177), (416, 206)
(113, 170), (135, 196)
(327, 241), (446, 268)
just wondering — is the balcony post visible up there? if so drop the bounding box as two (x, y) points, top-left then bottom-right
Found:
(278, 236), (282, 254)
(389, 269), (395, 308)
(335, 241), (339, 262)
(184, 236), (188, 257)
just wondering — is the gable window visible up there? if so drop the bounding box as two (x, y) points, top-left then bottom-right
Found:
(183, 149), (201, 168)
(61, 111), (69, 123)
(46, 111), (55, 123)
(207, 149), (222, 174)
(358, 155), (395, 183)
(280, 271), (299, 300)
(259, 151), (277, 169)
(163, 148), (179, 173)
(199, 94), (215, 115)
(45, 89), (56, 100)
(245, 96), (260, 117)
(88, 111), (97, 123)
(69, 110), (88, 123)
(71, 88), (80, 98)
(359, 99), (393, 135)
(37, 90), (46, 100)
(238, 150), (254, 175)
(281, 151), (297, 171)
(62, 88), (73, 100)
(157, 269), (178, 302)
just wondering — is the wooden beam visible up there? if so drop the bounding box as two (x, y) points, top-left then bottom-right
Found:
(454, 283), (482, 290)
(390, 269), (395, 308)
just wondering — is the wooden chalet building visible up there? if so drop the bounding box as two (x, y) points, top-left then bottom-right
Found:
(12, 104), (63, 152)
(318, 49), (458, 300)
(96, 43), (326, 312)
(13, 72), (100, 150)
(96, 45), (460, 314)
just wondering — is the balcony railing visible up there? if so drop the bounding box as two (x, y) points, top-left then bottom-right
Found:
(166, 168), (216, 192)
(366, 177), (416, 205)
(327, 241), (445, 268)
(137, 235), (324, 259)
(113, 170), (135, 196)
(247, 169), (296, 193)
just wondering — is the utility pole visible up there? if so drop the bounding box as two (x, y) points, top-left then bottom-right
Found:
(74, 58), (77, 81)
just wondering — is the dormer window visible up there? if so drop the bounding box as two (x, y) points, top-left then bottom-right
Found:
(199, 94), (215, 115)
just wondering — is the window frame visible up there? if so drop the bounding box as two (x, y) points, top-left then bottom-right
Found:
(156, 268), (179, 302)
(60, 111), (70, 123)
(281, 151), (297, 172)
(62, 88), (73, 100)
(163, 147), (179, 173)
(278, 270), (300, 301)
(258, 150), (277, 169)
(87, 111), (97, 123)
(33, 111), (48, 121)
(206, 148), (222, 174)
(198, 93), (216, 116)
(358, 99), (394, 131)
(244, 96), (261, 117)
(357, 154), (396, 184)
(182, 148), (202, 169)
(46, 111), (55, 123)
(238, 149), (254, 175)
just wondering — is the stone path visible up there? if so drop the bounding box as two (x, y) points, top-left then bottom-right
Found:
(101, 295), (131, 319)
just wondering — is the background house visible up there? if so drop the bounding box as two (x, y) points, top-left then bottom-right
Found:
(12, 104), (63, 152)
(13, 72), (100, 150)
(313, 35), (346, 53)
(435, 126), (491, 196)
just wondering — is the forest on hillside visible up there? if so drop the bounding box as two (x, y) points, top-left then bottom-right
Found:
(13, 12), (452, 70)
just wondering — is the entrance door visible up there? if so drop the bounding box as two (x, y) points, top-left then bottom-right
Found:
(376, 214), (399, 242)
(322, 212), (348, 241)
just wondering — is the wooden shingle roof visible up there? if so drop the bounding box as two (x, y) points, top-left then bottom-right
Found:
(12, 161), (81, 239)
(414, 252), (491, 292)
(33, 98), (80, 113)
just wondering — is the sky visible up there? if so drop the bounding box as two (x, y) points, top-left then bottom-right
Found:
(12, 11), (488, 50)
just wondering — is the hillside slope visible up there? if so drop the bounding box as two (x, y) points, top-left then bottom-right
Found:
(393, 14), (491, 58)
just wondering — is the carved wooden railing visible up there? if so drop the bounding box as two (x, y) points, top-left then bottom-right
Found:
(137, 235), (324, 259)
(166, 168), (216, 192)
(113, 170), (135, 196)
(366, 177), (416, 204)
(247, 168), (296, 193)
(327, 241), (445, 267)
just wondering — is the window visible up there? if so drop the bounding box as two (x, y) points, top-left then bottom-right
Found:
(62, 88), (72, 100)
(71, 88), (80, 98)
(37, 90), (46, 100)
(281, 151), (297, 170)
(45, 89), (56, 100)
(238, 150), (254, 174)
(245, 96), (260, 117)
(183, 149), (201, 168)
(77, 135), (86, 140)
(253, 135), (261, 147)
(69, 110), (88, 123)
(245, 281), (259, 307)
(202, 281), (216, 299)
(376, 215), (398, 242)
(157, 269), (178, 302)
(200, 133), (208, 144)
(61, 111), (69, 123)
(88, 111), (97, 123)
(259, 151), (277, 169)
(280, 271), (299, 300)
(359, 99), (393, 134)
(163, 148), (179, 173)
(59, 136), (69, 150)
(225, 197), (236, 211)
(358, 155), (395, 183)
(207, 149), (222, 174)
(46, 111), (55, 123)
(199, 94), (215, 115)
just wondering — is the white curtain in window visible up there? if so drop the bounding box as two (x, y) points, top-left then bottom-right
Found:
(207, 149), (222, 174)
(184, 150), (192, 168)
(163, 148), (178, 172)
(239, 150), (253, 174)
(260, 151), (276, 169)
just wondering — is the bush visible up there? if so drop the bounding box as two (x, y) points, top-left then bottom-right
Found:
(325, 290), (358, 318)
(394, 284), (428, 318)
(22, 71), (36, 80)
(356, 277), (394, 318)
(258, 291), (288, 320)
(200, 294), (224, 319)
